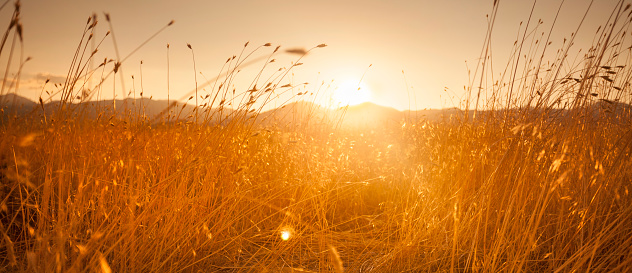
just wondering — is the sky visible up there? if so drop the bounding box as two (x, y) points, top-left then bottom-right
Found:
(0, 0), (623, 110)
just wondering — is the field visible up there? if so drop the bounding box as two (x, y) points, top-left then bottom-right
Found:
(2, 1), (632, 272)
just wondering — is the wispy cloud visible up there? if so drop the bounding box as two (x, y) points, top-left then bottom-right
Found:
(1, 72), (66, 91)
(0, 72), (72, 101)
(32, 72), (67, 84)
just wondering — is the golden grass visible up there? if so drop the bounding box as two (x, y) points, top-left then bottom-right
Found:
(2, 0), (632, 272)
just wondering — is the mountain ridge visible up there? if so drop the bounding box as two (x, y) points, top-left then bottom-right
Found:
(2, 93), (631, 128)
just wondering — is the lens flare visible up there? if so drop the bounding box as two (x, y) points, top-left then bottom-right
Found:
(280, 227), (293, 241)
(281, 231), (291, 240)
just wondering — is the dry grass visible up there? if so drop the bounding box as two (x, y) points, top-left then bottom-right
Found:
(2, 0), (632, 272)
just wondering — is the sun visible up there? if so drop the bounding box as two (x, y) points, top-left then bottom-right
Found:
(332, 80), (372, 106)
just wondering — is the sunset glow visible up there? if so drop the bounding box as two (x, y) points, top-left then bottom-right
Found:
(9, 0), (616, 110)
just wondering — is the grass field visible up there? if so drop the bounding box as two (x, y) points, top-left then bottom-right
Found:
(2, 1), (632, 272)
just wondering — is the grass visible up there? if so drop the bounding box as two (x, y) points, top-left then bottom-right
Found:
(2, 0), (632, 272)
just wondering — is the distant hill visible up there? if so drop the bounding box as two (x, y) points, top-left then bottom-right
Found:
(0, 93), (37, 116)
(0, 94), (202, 122)
(255, 100), (334, 127)
(336, 102), (402, 127)
(2, 94), (630, 128)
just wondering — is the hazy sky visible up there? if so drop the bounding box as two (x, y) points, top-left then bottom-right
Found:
(2, 0), (622, 110)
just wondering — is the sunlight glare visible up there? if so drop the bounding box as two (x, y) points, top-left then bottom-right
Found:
(332, 80), (372, 106)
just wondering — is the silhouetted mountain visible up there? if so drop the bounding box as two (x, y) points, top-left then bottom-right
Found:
(408, 107), (473, 121)
(337, 102), (402, 127)
(255, 101), (472, 128)
(0, 93), (37, 116)
(2, 95), (630, 128)
(1, 95), (208, 122)
(44, 98), (193, 120)
(256, 101), (334, 128)
(580, 99), (632, 126)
